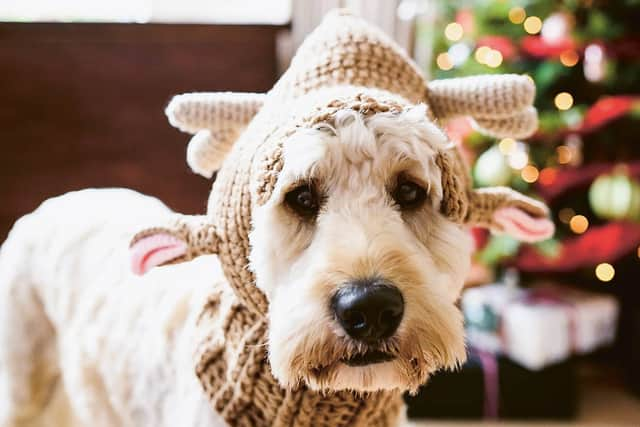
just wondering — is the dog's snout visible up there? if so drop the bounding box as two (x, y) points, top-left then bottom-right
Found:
(331, 279), (404, 343)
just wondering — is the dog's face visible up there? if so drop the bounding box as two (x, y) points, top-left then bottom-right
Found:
(249, 106), (472, 393)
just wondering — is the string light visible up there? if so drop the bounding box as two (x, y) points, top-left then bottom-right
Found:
(523, 16), (543, 34)
(521, 165), (540, 183)
(475, 46), (491, 64)
(560, 50), (579, 67)
(448, 43), (471, 66)
(558, 208), (575, 224)
(539, 167), (558, 186)
(508, 150), (529, 169)
(569, 214), (589, 234)
(508, 7), (526, 24)
(498, 138), (516, 154)
(436, 52), (453, 70)
(557, 145), (572, 164)
(445, 22), (464, 41)
(584, 44), (606, 82)
(595, 263), (615, 282)
(485, 49), (503, 68)
(554, 92), (574, 110)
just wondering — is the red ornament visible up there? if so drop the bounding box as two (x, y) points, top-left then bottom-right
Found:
(581, 96), (639, 134)
(521, 35), (576, 58)
(477, 36), (517, 60)
(536, 161), (640, 202)
(516, 222), (640, 272)
(455, 9), (475, 35)
(530, 95), (640, 142)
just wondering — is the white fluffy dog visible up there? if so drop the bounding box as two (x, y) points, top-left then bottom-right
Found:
(0, 108), (472, 426)
(1, 11), (554, 427)
(0, 104), (552, 426)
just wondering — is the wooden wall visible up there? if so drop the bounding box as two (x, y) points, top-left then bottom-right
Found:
(0, 22), (283, 239)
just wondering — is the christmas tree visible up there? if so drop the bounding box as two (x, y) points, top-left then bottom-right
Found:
(418, 0), (640, 399)
(423, 0), (640, 285)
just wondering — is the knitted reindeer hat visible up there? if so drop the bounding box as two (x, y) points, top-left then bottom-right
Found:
(131, 10), (554, 427)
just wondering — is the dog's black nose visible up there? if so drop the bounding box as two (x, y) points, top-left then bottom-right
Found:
(331, 279), (404, 343)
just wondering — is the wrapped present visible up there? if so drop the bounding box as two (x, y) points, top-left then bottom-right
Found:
(405, 348), (577, 420)
(462, 279), (619, 370)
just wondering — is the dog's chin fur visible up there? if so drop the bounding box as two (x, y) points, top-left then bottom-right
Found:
(249, 106), (472, 393)
(308, 361), (409, 393)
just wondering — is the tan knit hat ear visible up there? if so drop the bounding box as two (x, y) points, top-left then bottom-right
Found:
(166, 92), (265, 177)
(129, 214), (219, 275)
(466, 187), (555, 242)
(427, 74), (538, 139)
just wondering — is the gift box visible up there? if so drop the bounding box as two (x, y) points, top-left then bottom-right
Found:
(462, 280), (619, 370)
(405, 348), (578, 420)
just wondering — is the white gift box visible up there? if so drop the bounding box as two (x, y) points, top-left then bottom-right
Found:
(463, 281), (619, 371)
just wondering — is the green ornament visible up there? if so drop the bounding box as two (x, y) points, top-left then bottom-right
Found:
(473, 145), (512, 187)
(589, 170), (640, 221)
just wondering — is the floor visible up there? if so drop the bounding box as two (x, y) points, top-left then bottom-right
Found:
(409, 371), (640, 426)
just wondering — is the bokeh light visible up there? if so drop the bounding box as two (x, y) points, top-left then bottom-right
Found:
(560, 50), (579, 67)
(557, 145), (573, 164)
(436, 52), (453, 70)
(595, 263), (615, 282)
(474, 46), (491, 64)
(569, 214), (589, 234)
(508, 7), (526, 24)
(524, 16), (543, 34)
(445, 22), (464, 41)
(485, 49), (503, 68)
(554, 92), (574, 110)
(509, 150), (529, 169)
(539, 167), (558, 186)
(499, 138), (516, 154)
(521, 165), (540, 183)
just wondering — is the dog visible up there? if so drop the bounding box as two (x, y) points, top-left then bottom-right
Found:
(0, 106), (552, 427)
(1, 11), (554, 427)
(1, 107), (472, 426)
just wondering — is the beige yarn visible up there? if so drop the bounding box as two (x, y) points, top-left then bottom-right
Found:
(166, 92), (265, 177)
(133, 9), (551, 427)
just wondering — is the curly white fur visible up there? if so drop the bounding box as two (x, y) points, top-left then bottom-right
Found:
(0, 189), (225, 427)
(250, 107), (472, 392)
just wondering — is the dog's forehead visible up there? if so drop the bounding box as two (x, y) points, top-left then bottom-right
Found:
(280, 107), (448, 187)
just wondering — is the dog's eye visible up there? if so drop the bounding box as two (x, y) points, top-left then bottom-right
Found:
(392, 178), (427, 209)
(284, 184), (319, 217)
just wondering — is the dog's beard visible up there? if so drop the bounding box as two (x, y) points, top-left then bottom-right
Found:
(268, 300), (466, 394)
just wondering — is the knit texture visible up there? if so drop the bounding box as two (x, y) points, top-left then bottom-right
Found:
(134, 9), (548, 427)
(166, 92), (265, 177)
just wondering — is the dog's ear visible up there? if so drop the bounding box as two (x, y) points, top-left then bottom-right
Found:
(129, 215), (219, 275)
(466, 187), (555, 242)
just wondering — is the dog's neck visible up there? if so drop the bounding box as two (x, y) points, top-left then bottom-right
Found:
(192, 288), (404, 427)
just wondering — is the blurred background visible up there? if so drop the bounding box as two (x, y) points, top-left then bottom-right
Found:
(1, 0), (639, 425)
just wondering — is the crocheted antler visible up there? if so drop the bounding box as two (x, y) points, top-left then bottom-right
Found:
(427, 74), (538, 139)
(166, 74), (537, 178)
(166, 92), (265, 178)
